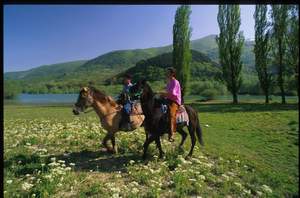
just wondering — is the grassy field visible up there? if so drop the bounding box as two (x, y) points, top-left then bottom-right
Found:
(3, 99), (299, 197)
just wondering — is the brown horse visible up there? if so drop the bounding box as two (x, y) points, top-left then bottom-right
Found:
(72, 86), (145, 153)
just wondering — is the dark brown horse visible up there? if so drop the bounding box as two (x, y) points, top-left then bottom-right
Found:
(130, 80), (204, 160)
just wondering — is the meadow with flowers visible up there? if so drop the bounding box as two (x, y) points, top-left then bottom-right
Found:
(4, 101), (299, 197)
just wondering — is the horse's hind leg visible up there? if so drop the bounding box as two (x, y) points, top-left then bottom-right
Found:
(142, 135), (155, 160)
(102, 134), (114, 153)
(177, 127), (188, 148)
(186, 125), (196, 159)
(155, 138), (164, 159)
(111, 135), (118, 154)
(102, 134), (109, 151)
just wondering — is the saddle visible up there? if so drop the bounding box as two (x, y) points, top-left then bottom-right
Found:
(160, 104), (189, 125)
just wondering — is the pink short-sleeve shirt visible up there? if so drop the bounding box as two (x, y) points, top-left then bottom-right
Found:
(166, 78), (181, 105)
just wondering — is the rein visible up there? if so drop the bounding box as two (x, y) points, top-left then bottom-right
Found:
(84, 109), (94, 114)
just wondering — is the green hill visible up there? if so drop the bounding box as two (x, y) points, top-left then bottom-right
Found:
(4, 34), (256, 95)
(107, 50), (221, 84)
(4, 60), (87, 81)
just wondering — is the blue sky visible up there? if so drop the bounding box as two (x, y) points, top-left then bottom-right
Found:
(4, 5), (255, 72)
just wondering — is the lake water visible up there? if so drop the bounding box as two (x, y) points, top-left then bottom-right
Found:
(9, 94), (79, 104)
(4, 94), (298, 105)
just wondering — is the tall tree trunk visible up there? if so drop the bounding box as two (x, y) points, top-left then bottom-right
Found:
(233, 92), (238, 104)
(278, 40), (286, 104)
(265, 89), (269, 104)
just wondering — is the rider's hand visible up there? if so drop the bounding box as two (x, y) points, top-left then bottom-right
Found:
(159, 92), (168, 97)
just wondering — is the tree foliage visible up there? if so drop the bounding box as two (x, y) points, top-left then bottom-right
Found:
(271, 5), (289, 104)
(286, 5), (299, 97)
(173, 5), (192, 103)
(254, 5), (272, 103)
(216, 5), (244, 104)
(4, 80), (21, 99)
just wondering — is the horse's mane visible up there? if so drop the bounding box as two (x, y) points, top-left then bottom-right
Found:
(142, 81), (154, 98)
(89, 86), (118, 107)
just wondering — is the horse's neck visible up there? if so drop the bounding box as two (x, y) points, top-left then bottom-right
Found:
(92, 101), (107, 118)
(92, 98), (118, 119)
(141, 86), (155, 116)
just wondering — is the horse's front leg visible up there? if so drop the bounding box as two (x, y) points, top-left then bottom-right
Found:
(177, 127), (187, 148)
(111, 134), (118, 154)
(102, 133), (114, 153)
(186, 125), (196, 159)
(142, 134), (155, 160)
(155, 137), (165, 159)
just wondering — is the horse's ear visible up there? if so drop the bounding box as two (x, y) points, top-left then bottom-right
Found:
(81, 87), (89, 92)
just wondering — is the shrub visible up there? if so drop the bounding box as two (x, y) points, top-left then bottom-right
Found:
(189, 81), (227, 98)
(201, 89), (218, 100)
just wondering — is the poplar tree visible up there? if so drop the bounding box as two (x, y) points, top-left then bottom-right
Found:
(271, 5), (289, 104)
(286, 5), (299, 97)
(216, 5), (244, 104)
(254, 5), (272, 103)
(173, 5), (192, 104)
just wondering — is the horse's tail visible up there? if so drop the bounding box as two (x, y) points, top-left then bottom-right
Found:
(195, 111), (204, 146)
(185, 105), (204, 146)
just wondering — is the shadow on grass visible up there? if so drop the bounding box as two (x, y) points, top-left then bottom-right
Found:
(5, 149), (144, 176)
(189, 102), (298, 113)
(53, 149), (143, 173)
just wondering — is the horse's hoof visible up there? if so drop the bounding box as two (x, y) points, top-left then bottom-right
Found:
(178, 146), (184, 152)
(185, 155), (192, 160)
(159, 153), (165, 159)
(142, 154), (147, 160)
(107, 147), (115, 154)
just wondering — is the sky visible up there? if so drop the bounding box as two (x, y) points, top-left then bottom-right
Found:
(4, 5), (255, 72)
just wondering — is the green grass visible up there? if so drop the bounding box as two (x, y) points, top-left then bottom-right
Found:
(4, 99), (299, 197)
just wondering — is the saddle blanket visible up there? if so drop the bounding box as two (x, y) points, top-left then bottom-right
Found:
(130, 101), (143, 115)
(176, 105), (189, 125)
(161, 104), (189, 125)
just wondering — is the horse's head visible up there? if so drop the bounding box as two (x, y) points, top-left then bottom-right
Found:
(73, 87), (94, 115)
(130, 79), (147, 96)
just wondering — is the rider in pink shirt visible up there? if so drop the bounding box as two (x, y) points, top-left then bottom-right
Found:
(160, 67), (182, 142)
(166, 77), (181, 106)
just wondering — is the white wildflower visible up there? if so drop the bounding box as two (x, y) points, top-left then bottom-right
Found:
(6, 180), (13, 184)
(221, 174), (230, 181)
(234, 182), (242, 188)
(112, 193), (120, 198)
(129, 160), (135, 165)
(22, 182), (34, 191)
(256, 191), (263, 196)
(261, 185), (272, 193)
(65, 167), (72, 171)
(243, 189), (251, 195)
(132, 187), (139, 193)
(199, 175), (206, 180)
